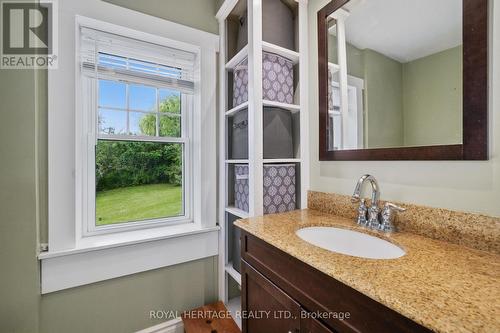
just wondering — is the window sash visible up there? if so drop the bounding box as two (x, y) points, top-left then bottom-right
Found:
(92, 140), (188, 233)
(96, 78), (187, 141)
(81, 69), (193, 237)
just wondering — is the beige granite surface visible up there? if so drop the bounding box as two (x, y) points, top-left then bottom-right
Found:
(234, 209), (500, 333)
(308, 191), (500, 254)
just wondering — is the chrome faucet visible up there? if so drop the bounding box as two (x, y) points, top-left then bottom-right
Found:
(351, 174), (381, 227)
(351, 174), (405, 232)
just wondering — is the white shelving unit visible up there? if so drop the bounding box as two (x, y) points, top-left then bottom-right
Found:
(216, 0), (309, 313)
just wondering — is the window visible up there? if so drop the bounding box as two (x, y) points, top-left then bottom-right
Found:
(79, 27), (198, 235)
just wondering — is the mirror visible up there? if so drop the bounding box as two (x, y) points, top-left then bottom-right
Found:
(318, 0), (488, 160)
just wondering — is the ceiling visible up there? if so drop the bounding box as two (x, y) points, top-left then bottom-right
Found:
(332, 0), (462, 63)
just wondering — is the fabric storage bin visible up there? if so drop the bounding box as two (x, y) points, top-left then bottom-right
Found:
(233, 52), (294, 107)
(233, 58), (249, 107)
(234, 164), (249, 212)
(231, 108), (293, 159)
(263, 164), (296, 214)
(262, 0), (295, 51)
(230, 109), (248, 159)
(232, 223), (241, 273)
(236, 0), (294, 52)
(236, 11), (248, 53)
(263, 107), (294, 158)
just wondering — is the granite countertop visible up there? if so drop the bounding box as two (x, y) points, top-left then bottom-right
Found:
(234, 209), (500, 333)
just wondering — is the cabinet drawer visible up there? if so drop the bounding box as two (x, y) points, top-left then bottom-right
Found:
(240, 230), (432, 333)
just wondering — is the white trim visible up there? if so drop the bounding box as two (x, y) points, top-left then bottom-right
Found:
(226, 296), (242, 329)
(298, 0), (310, 208)
(263, 100), (300, 113)
(262, 41), (300, 64)
(39, 224), (219, 259)
(225, 159), (250, 164)
(248, 0), (264, 217)
(225, 262), (242, 285)
(40, 228), (218, 294)
(218, 17), (228, 304)
(76, 17), (196, 236)
(225, 206), (249, 219)
(226, 101), (249, 116)
(263, 158), (301, 163)
(225, 45), (248, 70)
(76, 13), (218, 53)
(47, 0), (218, 292)
(216, 0), (240, 21)
(135, 318), (184, 333)
(49, 7), (218, 248)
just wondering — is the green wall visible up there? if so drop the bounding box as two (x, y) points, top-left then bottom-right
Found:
(39, 258), (218, 333)
(328, 34), (365, 79)
(363, 49), (404, 148)
(328, 37), (462, 148)
(0, 67), (41, 333)
(403, 46), (463, 146)
(0, 1), (220, 333)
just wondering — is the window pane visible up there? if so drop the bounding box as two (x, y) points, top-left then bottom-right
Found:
(99, 109), (127, 135)
(129, 112), (156, 136)
(95, 140), (184, 226)
(159, 89), (181, 114)
(159, 114), (181, 137)
(129, 84), (156, 111)
(99, 80), (126, 109)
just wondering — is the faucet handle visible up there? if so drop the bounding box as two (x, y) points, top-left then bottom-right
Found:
(356, 198), (368, 225)
(378, 202), (406, 232)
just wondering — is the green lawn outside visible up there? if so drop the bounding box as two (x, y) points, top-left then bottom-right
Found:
(96, 183), (183, 226)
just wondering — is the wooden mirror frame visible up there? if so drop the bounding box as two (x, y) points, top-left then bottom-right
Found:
(318, 0), (488, 161)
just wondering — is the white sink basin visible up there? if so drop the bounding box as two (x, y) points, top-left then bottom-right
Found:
(296, 227), (405, 259)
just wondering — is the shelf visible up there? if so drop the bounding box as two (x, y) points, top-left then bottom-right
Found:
(225, 262), (242, 285)
(226, 101), (248, 116)
(225, 159), (249, 164)
(263, 100), (300, 113)
(262, 41), (300, 65)
(226, 45), (248, 70)
(225, 206), (249, 219)
(228, 101), (299, 115)
(264, 158), (301, 164)
(226, 296), (242, 329)
(226, 43), (299, 70)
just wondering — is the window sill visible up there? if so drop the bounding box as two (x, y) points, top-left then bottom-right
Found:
(39, 222), (218, 259)
(39, 224), (219, 294)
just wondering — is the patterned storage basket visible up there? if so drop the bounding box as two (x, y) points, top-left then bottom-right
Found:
(234, 164), (249, 212)
(233, 52), (294, 107)
(263, 164), (296, 214)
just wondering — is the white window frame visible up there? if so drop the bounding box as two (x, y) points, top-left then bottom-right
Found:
(42, 2), (219, 294)
(80, 65), (194, 236)
(75, 18), (202, 239)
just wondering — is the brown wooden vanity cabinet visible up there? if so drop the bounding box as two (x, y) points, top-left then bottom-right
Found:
(239, 229), (433, 333)
(242, 262), (302, 333)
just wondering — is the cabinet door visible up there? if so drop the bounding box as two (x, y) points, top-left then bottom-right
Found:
(301, 316), (335, 333)
(242, 260), (301, 333)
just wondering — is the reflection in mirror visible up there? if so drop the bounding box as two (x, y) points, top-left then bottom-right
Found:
(326, 0), (462, 151)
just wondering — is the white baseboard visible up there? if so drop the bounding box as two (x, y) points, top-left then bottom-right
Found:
(135, 317), (184, 333)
